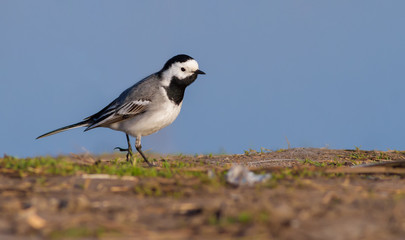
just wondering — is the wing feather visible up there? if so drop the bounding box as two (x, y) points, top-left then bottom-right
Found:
(85, 99), (151, 130)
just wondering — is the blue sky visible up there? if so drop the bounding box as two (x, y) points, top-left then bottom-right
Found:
(1, 1), (405, 157)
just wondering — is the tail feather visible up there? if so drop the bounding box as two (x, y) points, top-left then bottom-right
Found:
(36, 121), (89, 139)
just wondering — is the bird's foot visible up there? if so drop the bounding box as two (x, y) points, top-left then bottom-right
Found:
(114, 147), (128, 152)
(114, 147), (134, 164)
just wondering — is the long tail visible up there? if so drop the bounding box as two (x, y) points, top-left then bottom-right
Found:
(36, 120), (89, 139)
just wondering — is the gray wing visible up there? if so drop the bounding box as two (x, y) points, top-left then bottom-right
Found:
(84, 73), (160, 130)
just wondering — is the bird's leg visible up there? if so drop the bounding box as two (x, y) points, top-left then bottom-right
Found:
(125, 134), (134, 163)
(135, 136), (153, 167)
(114, 134), (134, 164)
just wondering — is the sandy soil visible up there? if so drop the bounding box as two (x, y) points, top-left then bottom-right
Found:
(1, 148), (405, 240)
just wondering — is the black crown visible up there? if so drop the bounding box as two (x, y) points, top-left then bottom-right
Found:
(161, 54), (194, 71)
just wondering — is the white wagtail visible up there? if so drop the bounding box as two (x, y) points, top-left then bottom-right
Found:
(37, 54), (205, 166)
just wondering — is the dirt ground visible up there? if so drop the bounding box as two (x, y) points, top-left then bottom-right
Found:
(1, 148), (405, 240)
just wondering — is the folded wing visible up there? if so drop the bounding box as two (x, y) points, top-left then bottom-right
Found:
(85, 99), (151, 130)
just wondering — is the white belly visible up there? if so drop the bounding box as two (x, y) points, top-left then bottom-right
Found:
(108, 101), (182, 137)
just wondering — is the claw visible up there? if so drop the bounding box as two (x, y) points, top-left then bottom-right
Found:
(114, 147), (133, 163)
(114, 147), (129, 152)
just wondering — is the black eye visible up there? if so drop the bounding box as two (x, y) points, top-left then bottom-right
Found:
(181, 67), (186, 72)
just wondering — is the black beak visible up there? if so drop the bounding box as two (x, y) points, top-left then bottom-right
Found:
(195, 69), (206, 75)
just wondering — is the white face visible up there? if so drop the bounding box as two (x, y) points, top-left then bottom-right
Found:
(163, 59), (200, 81)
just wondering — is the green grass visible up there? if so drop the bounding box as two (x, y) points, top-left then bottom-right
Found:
(0, 155), (233, 199)
(349, 152), (367, 161)
(0, 155), (212, 179)
(300, 158), (326, 167)
(376, 152), (391, 160)
(0, 155), (233, 193)
(208, 210), (269, 227)
(0, 154), (348, 197)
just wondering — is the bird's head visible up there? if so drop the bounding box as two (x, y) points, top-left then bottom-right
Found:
(160, 54), (205, 86)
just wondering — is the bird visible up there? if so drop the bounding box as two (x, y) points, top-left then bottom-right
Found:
(37, 54), (205, 167)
